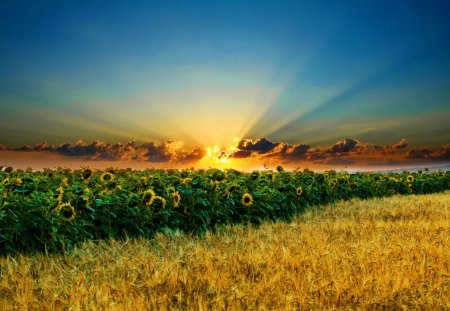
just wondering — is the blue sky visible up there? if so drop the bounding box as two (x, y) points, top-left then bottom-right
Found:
(0, 0), (449, 150)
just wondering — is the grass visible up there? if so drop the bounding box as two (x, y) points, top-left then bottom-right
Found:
(1, 192), (449, 310)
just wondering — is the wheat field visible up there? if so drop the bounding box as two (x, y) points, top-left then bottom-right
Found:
(1, 192), (449, 310)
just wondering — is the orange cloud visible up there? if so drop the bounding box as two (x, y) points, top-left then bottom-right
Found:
(1, 137), (449, 170)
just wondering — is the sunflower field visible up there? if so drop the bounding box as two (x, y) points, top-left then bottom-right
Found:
(0, 167), (448, 254)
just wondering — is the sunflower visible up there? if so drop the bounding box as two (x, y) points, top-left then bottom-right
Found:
(296, 186), (303, 196)
(143, 189), (156, 206)
(227, 184), (238, 193)
(0, 176), (8, 185)
(266, 172), (274, 182)
(250, 171), (260, 180)
(55, 186), (64, 203)
(100, 172), (114, 182)
(182, 177), (192, 184)
(60, 203), (76, 221)
(330, 180), (337, 188)
(242, 193), (253, 206)
(51, 202), (76, 221)
(153, 196), (166, 209)
(408, 188), (413, 194)
(14, 177), (23, 187)
(140, 176), (149, 185)
(172, 191), (181, 207)
(406, 175), (414, 183)
(61, 177), (69, 187)
(82, 168), (93, 181)
(167, 186), (176, 194)
(107, 181), (118, 190)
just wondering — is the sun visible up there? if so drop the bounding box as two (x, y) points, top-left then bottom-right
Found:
(199, 137), (242, 169)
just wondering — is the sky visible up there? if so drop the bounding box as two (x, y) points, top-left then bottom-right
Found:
(0, 0), (449, 170)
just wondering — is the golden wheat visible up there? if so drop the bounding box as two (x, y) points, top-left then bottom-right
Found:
(1, 192), (449, 310)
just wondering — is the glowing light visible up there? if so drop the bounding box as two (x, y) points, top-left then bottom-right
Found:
(199, 137), (243, 169)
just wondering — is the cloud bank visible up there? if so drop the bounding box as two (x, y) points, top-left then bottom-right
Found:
(1, 137), (449, 168)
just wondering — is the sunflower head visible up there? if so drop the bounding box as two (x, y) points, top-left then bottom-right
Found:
(107, 181), (118, 190)
(61, 177), (69, 187)
(140, 176), (149, 185)
(14, 177), (23, 187)
(143, 189), (156, 206)
(100, 172), (114, 182)
(153, 196), (166, 209)
(172, 191), (181, 207)
(266, 172), (274, 182)
(167, 186), (176, 194)
(227, 184), (238, 193)
(296, 186), (303, 196)
(406, 175), (414, 183)
(182, 177), (192, 184)
(330, 180), (337, 188)
(242, 193), (253, 206)
(250, 171), (260, 180)
(82, 168), (93, 181)
(52, 202), (76, 221)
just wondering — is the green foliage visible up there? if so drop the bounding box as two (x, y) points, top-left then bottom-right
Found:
(0, 167), (448, 254)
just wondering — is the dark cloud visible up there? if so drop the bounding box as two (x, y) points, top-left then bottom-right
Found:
(15, 142), (51, 152)
(237, 138), (279, 154)
(231, 137), (311, 161)
(430, 144), (450, 160)
(231, 150), (252, 158)
(328, 138), (361, 153)
(7, 140), (189, 163)
(265, 143), (311, 160)
(138, 142), (173, 162)
(289, 144), (311, 157)
(392, 138), (408, 149)
(2, 138), (449, 167)
(54, 140), (137, 161)
(374, 138), (408, 154)
(405, 148), (432, 159)
(179, 148), (206, 163)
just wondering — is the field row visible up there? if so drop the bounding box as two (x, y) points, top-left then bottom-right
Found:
(1, 167), (449, 254)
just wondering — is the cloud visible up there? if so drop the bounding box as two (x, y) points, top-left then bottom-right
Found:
(392, 138), (408, 149)
(6, 140), (202, 163)
(237, 138), (279, 154)
(230, 150), (252, 158)
(430, 144), (450, 160)
(179, 147), (206, 163)
(405, 148), (432, 160)
(264, 143), (311, 160)
(2, 137), (449, 168)
(137, 141), (174, 162)
(224, 137), (449, 166)
(406, 144), (450, 160)
(374, 138), (409, 154)
(52, 140), (138, 161)
(230, 138), (311, 161)
(328, 138), (362, 153)
(15, 142), (52, 152)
